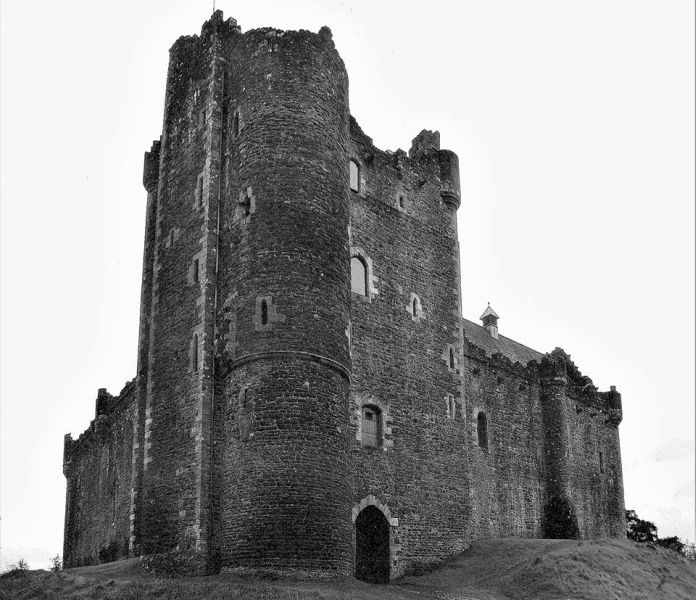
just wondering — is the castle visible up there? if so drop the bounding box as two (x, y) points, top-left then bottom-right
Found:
(62, 12), (626, 582)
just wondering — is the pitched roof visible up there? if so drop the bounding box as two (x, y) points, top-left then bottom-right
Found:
(479, 304), (499, 320)
(462, 318), (544, 366)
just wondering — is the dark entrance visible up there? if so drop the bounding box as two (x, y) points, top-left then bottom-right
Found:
(355, 505), (390, 583)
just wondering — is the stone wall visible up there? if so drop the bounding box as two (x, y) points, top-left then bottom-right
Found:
(463, 345), (546, 539)
(346, 120), (469, 577)
(63, 383), (134, 568)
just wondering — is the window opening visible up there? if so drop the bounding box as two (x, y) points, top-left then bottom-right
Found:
(261, 299), (268, 325)
(477, 411), (488, 450)
(361, 405), (382, 448)
(233, 110), (240, 137)
(412, 297), (418, 317)
(192, 334), (199, 372)
(399, 195), (405, 209)
(351, 256), (368, 296)
(449, 347), (455, 369)
(193, 259), (199, 283)
(350, 160), (360, 192)
(599, 451), (605, 474)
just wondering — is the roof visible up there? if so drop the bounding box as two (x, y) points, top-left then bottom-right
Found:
(479, 304), (499, 320)
(462, 318), (544, 366)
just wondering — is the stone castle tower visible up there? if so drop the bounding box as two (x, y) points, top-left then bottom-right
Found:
(63, 12), (626, 581)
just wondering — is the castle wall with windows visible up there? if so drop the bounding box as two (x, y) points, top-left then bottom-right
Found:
(62, 10), (626, 579)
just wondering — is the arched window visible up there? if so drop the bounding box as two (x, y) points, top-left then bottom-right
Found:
(449, 347), (455, 369)
(361, 405), (382, 448)
(412, 297), (418, 317)
(350, 160), (360, 192)
(261, 299), (268, 325)
(477, 411), (488, 450)
(192, 334), (199, 372)
(351, 256), (368, 296)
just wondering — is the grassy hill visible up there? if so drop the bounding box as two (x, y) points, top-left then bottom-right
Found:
(2, 538), (695, 599)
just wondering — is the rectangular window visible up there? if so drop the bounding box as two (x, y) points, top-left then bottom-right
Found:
(193, 259), (199, 283)
(349, 160), (360, 192)
(195, 173), (204, 207)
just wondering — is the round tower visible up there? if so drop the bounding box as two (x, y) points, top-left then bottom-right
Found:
(217, 25), (352, 575)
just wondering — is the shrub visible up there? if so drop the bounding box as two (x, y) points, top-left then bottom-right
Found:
(626, 509), (657, 543)
(50, 555), (62, 573)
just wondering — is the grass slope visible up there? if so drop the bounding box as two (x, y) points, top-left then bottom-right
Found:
(2, 538), (694, 600)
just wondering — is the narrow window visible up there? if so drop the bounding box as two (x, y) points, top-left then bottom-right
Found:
(192, 259), (199, 283)
(192, 334), (199, 372)
(351, 256), (368, 296)
(450, 396), (456, 419)
(449, 347), (455, 369)
(199, 110), (205, 128)
(361, 405), (382, 448)
(196, 173), (204, 207)
(477, 411), (488, 450)
(599, 451), (605, 474)
(412, 297), (418, 317)
(349, 160), (360, 192)
(261, 299), (268, 325)
(399, 195), (405, 209)
(233, 110), (240, 137)
(169, 229), (175, 247)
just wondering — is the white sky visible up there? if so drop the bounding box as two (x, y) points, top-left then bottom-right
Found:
(1, 0), (693, 569)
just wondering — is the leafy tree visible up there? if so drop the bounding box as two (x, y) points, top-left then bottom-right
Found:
(625, 509), (657, 543)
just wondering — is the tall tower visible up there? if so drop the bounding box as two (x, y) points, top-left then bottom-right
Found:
(130, 12), (353, 574)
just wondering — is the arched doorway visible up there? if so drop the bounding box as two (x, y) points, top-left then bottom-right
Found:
(355, 505), (390, 583)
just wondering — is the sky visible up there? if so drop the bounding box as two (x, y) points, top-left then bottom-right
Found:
(1, 0), (694, 569)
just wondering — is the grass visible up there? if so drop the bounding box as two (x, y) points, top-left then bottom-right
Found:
(2, 538), (695, 600)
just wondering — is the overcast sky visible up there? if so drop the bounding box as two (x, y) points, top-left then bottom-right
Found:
(1, 0), (694, 569)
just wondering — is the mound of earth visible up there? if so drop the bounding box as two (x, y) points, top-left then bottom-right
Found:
(1, 538), (694, 599)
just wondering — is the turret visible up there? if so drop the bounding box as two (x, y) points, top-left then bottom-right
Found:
(215, 21), (353, 576)
(601, 385), (623, 426)
(408, 130), (461, 210)
(539, 348), (579, 539)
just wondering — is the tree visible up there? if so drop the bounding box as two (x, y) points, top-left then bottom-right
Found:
(625, 509), (657, 543)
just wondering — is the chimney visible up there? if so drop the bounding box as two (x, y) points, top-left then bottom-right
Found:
(480, 303), (499, 339)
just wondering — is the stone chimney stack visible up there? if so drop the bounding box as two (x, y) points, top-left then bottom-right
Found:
(480, 303), (499, 339)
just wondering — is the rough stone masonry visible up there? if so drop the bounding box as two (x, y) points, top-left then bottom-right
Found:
(62, 11), (626, 582)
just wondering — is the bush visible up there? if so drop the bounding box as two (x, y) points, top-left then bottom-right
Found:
(656, 536), (685, 554)
(626, 509), (657, 543)
(50, 555), (62, 573)
(1, 558), (29, 578)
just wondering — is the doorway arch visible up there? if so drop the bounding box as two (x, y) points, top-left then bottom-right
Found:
(355, 505), (390, 583)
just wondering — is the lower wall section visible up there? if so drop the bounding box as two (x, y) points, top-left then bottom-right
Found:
(216, 356), (353, 575)
(63, 383), (135, 568)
